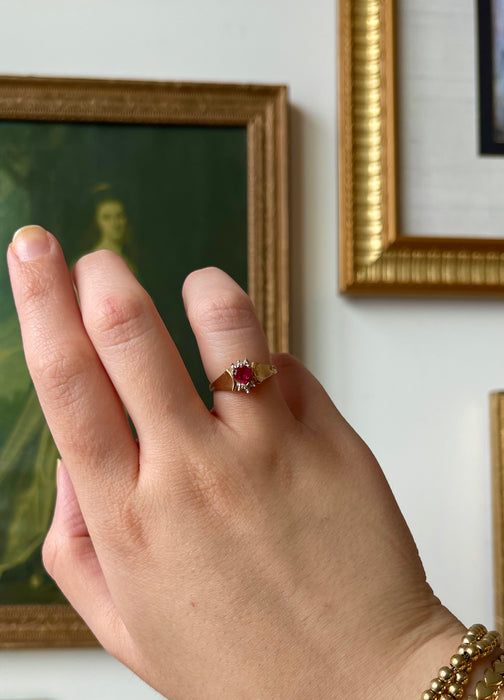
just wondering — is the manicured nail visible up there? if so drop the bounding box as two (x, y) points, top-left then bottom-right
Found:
(11, 225), (50, 261)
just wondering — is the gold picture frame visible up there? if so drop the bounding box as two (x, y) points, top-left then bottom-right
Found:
(490, 392), (504, 637)
(339, 0), (504, 295)
(0, 75), (289, 647)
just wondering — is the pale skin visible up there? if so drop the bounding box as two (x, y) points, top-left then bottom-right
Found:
(6, 226), (499, 699)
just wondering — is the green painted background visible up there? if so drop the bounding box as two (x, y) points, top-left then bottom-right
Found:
(0, 120), (248, 604)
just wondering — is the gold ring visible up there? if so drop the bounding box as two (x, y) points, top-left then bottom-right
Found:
(209, 359), (278, 394)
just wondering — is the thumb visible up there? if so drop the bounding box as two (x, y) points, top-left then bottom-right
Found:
(43, 459), (135, 663)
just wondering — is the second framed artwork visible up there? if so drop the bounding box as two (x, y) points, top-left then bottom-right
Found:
(339, 0), (504, 295)
(478, 0), (504, 155)
(0, 76), (289, 646)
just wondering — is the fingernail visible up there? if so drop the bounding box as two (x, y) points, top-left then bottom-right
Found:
(11, 225), (50, 261)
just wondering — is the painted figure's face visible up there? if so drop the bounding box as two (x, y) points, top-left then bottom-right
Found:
(96, 200), (127, 242)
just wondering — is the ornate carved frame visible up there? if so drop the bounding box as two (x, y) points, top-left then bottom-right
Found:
(339, 0), (504, 294)
(0, 75), (289, 647)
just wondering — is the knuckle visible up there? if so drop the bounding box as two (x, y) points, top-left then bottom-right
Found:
(191, 292), (257, 336)
(18, 266), (55, 306)
(179, 456), (250, 521)
(271, 352), (297, 370)
(32, 348), (92, 412)
(86, 292), (150, 351)
(105, 486), (152, 553)
(118, 501), (150, 551)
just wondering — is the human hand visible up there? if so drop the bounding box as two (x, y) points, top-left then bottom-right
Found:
(8, 226), (465, 700)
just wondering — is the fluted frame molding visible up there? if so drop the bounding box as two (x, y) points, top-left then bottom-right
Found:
(339, 0), (504, 295)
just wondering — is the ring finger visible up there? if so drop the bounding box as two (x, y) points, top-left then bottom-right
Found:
(73, 249), (209, 465)
(182, 267), (290, 430)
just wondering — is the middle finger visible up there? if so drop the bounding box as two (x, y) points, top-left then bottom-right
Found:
(74, 249), (209, 465)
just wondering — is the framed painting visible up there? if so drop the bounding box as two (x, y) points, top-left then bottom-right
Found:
(0, 76), (289, 647)
(478, 0), (504, 155)
(490, 391), (504, 635)
(339, 0), (504, 294)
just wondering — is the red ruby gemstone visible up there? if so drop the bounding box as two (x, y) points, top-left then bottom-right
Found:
(233, 365), (254, 385)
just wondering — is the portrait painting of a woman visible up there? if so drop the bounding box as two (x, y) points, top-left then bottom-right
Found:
(0, 119), (247, 607)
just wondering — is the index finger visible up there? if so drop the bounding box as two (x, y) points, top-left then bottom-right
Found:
(7, 226), (139, 517)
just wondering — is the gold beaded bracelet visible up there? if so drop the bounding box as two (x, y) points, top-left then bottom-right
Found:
(467, 655), (504, 700)
(421, 624), (502, 700)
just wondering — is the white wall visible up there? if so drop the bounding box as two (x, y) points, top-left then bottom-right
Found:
(0, 0), (500, 697)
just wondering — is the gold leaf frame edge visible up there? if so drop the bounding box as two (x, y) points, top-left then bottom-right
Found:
(0, 75), (289, 647)
(490, 392), (504, 637)
(339, 0), (504, 295)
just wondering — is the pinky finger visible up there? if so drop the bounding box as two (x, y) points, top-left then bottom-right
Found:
(43, 461), (136, 664)
(271, 353), (345, 431)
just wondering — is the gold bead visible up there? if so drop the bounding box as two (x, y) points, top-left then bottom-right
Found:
(475, 638), (492, 656)
(422, 691), (436, 700)
(455, 670), (469, 685)
(481, 633), (500, 651)
(465, 643), (482, 660)
(439, 666), (455, 683)
(463, 634), (476, 644)
(468, 624), (488, 639)
(451, 654), (469, 670)
(430, 678), (445, 693)
(447, 682), (464, 698)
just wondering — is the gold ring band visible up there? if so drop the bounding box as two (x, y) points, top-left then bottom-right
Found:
(209, 359), (278, 394)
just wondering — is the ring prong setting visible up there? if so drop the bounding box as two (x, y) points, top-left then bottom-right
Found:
(230, 359), (256, 393)
(210, 359), (277, 394)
